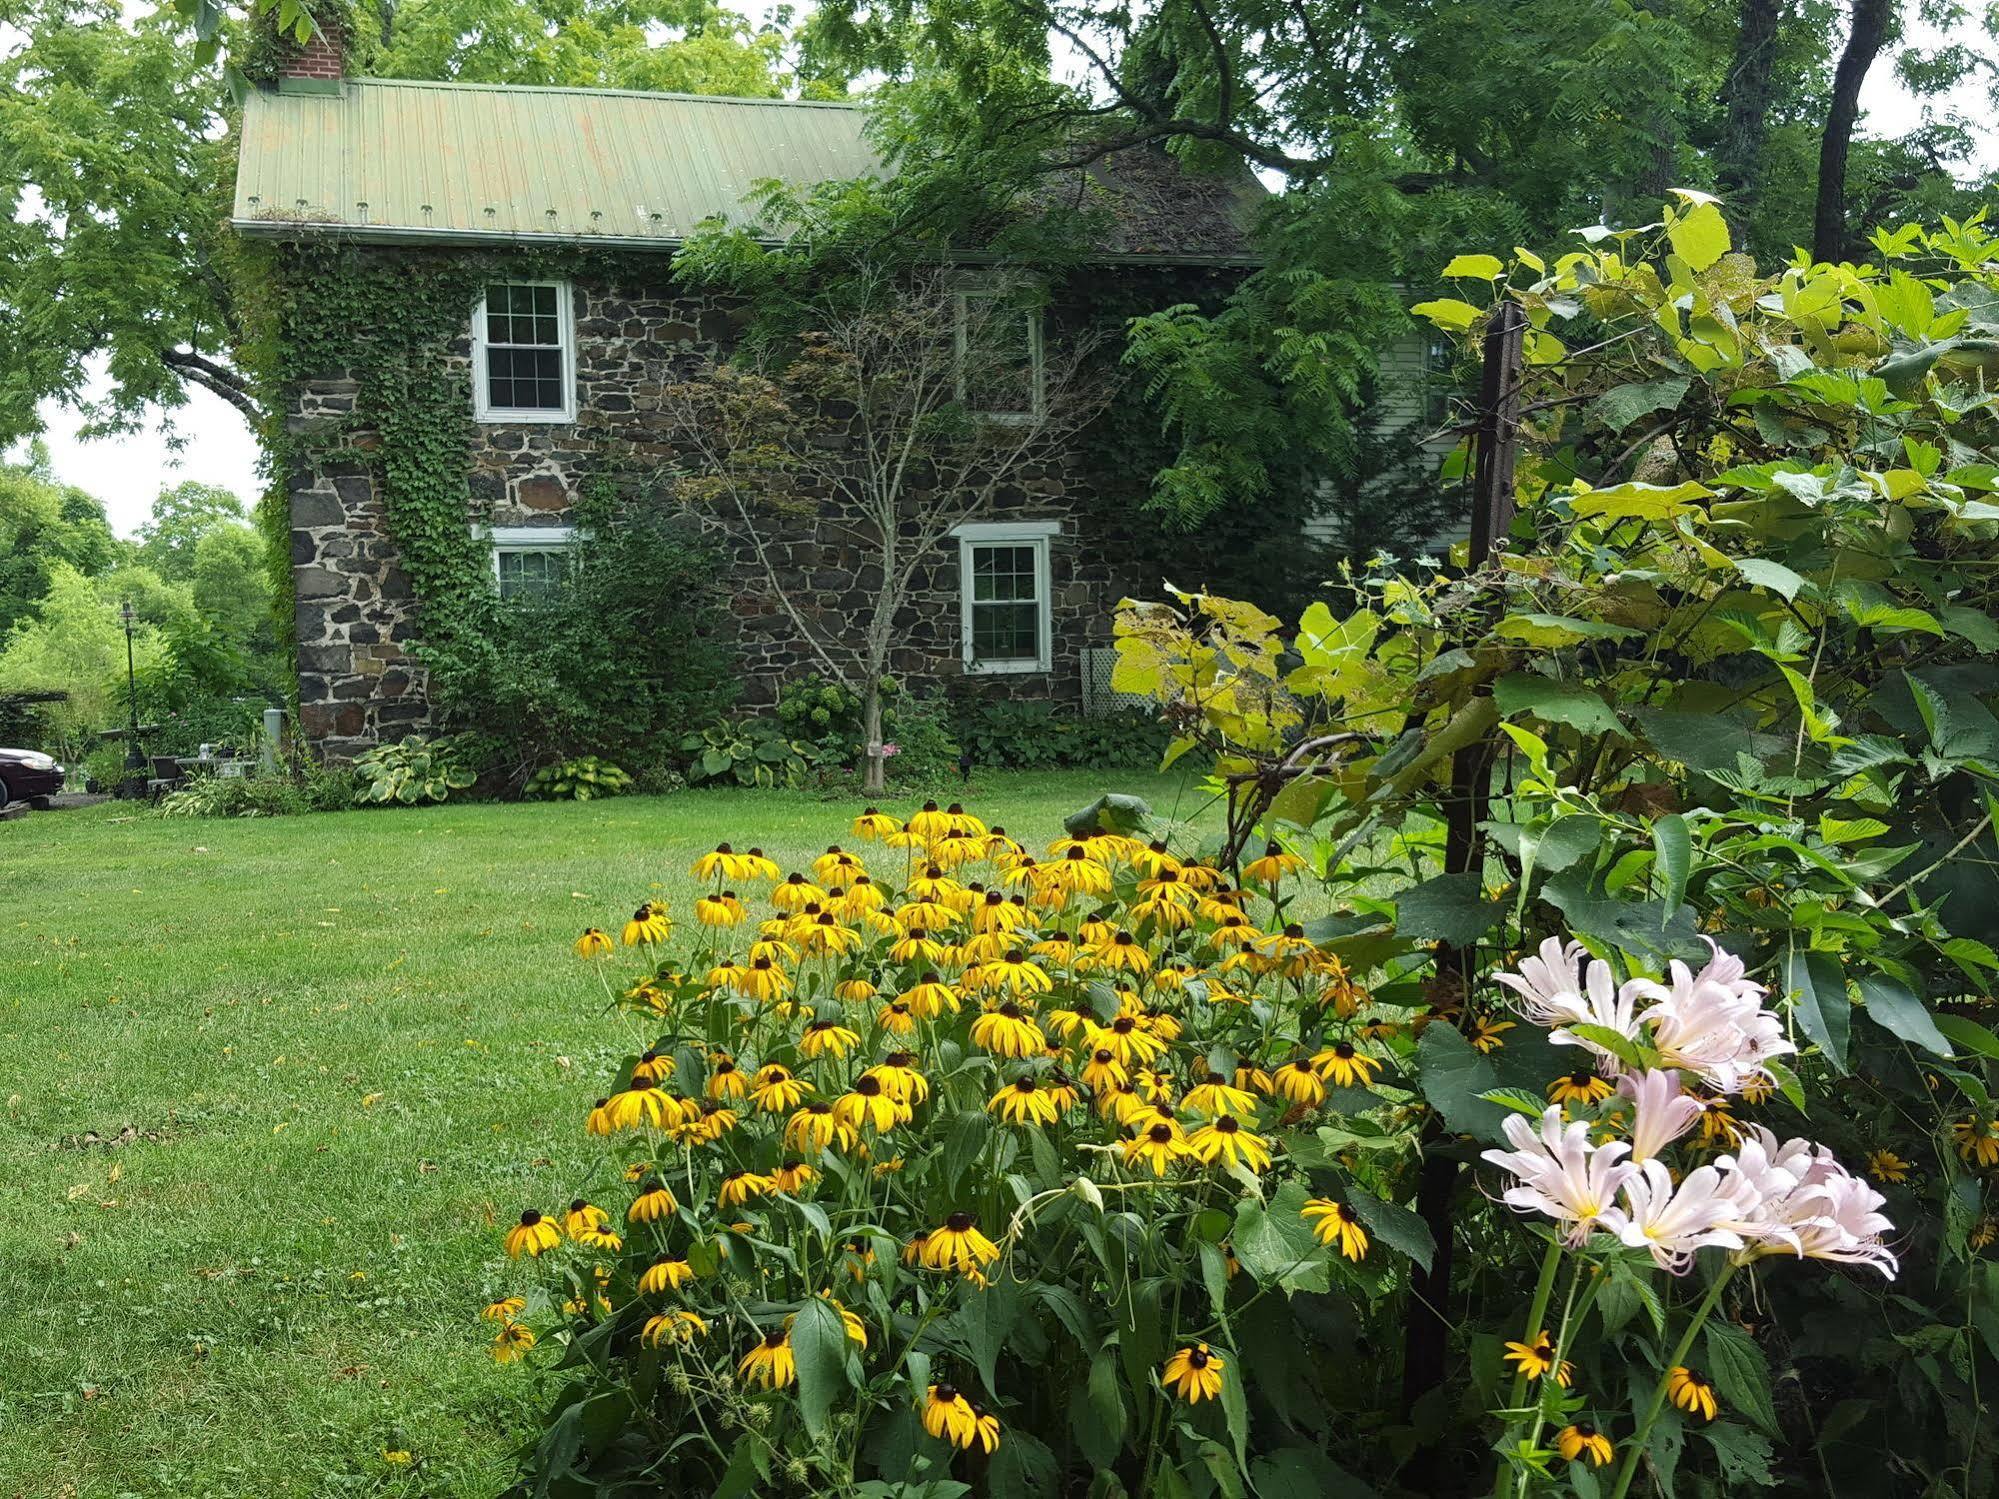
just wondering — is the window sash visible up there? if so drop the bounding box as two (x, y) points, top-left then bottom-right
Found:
(954, 291), (1044, 422)
(475, 281), (575, 421)
(955, 524), (1054, 673)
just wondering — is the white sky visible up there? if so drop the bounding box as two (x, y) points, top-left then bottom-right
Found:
(10, 15), (1994, 538)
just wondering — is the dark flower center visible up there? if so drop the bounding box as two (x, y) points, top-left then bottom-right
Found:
(632, 907), (649, 922)
(764, 1330), (786, 1347)
(722, 890), (738, 900)
(1148, 1124), (1174, 1143)
(936, 1382), (959, 1401)
(1004, 949), (1025, 964)
(1014, 1079), (1036, 1094)
(808, 1103), (832, 1116)
(569, 1199), (587, 1213)
(1569, 1070), (1593, 1085)
(1115, 931), (1135, 945)
(1575, 1422), (1597, 1438)
(1113, 1017), (1136, 1034)
(1284, 923), (1304, 939)
(1094, 1050), (1114, 1065)
(945, 1211), (974, 1232)
(753, 957), (772, 970)
(922, 801), (940, 812)
(1216, 1116), (1241, 1134)
(715, 1060), (735, 1074)
(886, 1052), (912, 1067)
(1066, 848), (1086, 861)
(999, 1003), (1023, 1019)
(817, 913), (837, 927)
(862, 806), (879, 816)
(1335, 1043), (1355, 1059)
(786, 873), (805, 885)
(714, 842), (734, 854)
(1188, 1348), (1210, 1368)
(947, 803), (964, 814)
(520, 1210), (541, 1226)
(855, 1077), (882, 1097)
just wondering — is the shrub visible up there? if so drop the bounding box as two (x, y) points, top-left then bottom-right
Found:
(775, 673), (963, 783)
(350, 734), (479, 806)
(953, 699), (1170, 772)
(525, 755), (635, 802)
(492, 799), (1895, 1497)
(152, 761), (355, 817)
(418, 491), (736, 786)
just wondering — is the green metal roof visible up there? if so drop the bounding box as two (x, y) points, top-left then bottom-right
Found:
(232, 79), (877, 247)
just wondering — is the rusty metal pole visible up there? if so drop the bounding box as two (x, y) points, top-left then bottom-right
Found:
(1399, 300), (1527, 1451)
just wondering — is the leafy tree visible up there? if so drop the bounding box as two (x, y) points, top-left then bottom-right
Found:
(0, 562), (171, 761)
(190, 522), (275, 661)
(135, 480), (249, 581)
(0, 450), (124, 636)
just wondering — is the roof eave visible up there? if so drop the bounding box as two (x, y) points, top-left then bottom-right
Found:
(229, 218), (1262, 268)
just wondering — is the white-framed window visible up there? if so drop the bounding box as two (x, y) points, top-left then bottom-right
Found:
(488, 526), (577, 600)
(954, 289), (1044, 423)
(473, 281), (577, 422)
(953, 520), (1057, 674)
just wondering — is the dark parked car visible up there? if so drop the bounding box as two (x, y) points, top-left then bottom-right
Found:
(0, 748), (65, 808)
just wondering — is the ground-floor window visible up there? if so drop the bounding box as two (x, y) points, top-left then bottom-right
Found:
(488, 526), (577, 600)
(953, 519), (1057, 674)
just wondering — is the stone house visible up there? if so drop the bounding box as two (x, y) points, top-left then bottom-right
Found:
(233, 33), (1447, 759)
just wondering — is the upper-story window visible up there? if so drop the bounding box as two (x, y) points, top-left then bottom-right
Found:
(473, 281), (576, 422)
(954, 289), (1044, 423)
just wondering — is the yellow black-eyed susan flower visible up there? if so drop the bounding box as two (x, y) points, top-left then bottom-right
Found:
(1122, 1116), (1189, 1176)
(1161, 1344), (1226, 1403)
(1696, 1091), (1742, 1149)
(481, 1296), (525, 1322)
(801, 1021), (863, 1060)
(835, 974), (878, 1004)
(1242, 842), (1304, 887)
(1866, 1149), (1910, 1184)
(770, 1158), (818, 1193)
(572, 1220), (622, 1252)
(490, 1320), (536, 1362)
(890, 927), (949, 965)
(1183, 1072), (1260, 1119)
(833, 1075), (908, 1133)
(694, 891), (746, 927)
(704, 1057), (748, 1101)
(1557, 1422), (1614, 1467)
(1302, 1198), (1369, 1260)
(1468, 1014), (1516, 1053)
(1311, 1041), (1383, 1089)
(918, 1211), (1000, 1274)
(1970, 1216), (1997, 1251)
(863, 1053), (929, 1106)
(922, 1383), (978, 1445)
(970, 1003), (1047, 1059)
(813, 846), (866, 884)
(969, 949), (1054, 996)
(1548, 1069), (1614, 1106)
(505, 1210), (561, 1258)
(1187, 1114), (1273, 1171)
(623, 902), (672, 946)
(1953, 1115), (1999, 1168)
(785, 1102), (858, 1154)
(561, 1200), (608, 1237)
(1503, 1334), (1573, 1387)
(733, 955), (792, 1003)
(1080, 1047), (1128, 1093)
(1086, 1013), (1167, 1068)
(749, 1064), (809, 1113)
(585, 1096), (613, 1135)
(878, 998), (918, 1035)
(1667, 1365), (1718, 1420)
(638, 1258), (695, 1294)
(737, 1330), (796, 1389)
(628, 1179), (677, 1224)
(574, 928), (613, 958)
(1273, 1058), (1328, 1107)
(853, 807), (901, 840)
(989, 1077), (1060, 1127)
(970, 1405), (1002, 1453)
(641, 1309), (709, 1346)
(717, 1170), (775, 1209)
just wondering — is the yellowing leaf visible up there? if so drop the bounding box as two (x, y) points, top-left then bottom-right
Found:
(1442, 254), (1505, 281)
(1668, 201), (1731, 273)
(1410, 298), (1484, 332)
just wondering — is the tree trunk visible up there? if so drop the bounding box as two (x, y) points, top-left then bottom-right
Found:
(861, 678), (886, 793)
(1716, 0), (1782, 210)
(1814, 0), (1895, 263)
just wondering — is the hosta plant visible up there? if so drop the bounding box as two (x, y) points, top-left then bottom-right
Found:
(526, 755), (636, 802)
(350, 733), (479, 805)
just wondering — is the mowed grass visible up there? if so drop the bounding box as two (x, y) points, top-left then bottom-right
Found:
(0, 770), (1217, 1499)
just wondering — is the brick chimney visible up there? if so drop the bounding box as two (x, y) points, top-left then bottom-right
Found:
(276, 12), (344, 95)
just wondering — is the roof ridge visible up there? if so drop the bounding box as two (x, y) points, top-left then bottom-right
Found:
(342, 77), (866, 109)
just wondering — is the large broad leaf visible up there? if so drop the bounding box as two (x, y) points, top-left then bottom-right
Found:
(1783, 943), (1850, 1074)
(1857, 973), (1952, 1057)
(1493, 674), (1624, 737)
(1335, 1181), (1436, 1271)
(1394, 872), (1504, 948)
(1732, 557), (1808, 601)
(1668, 199), (1731, 271)
(789, 1294), (854, 1439)
(1064, 793), (1152, 838)
(1442, 253), (1505, 280)
(1585, 383), (1694, 438)
(954, 1279), (1021, 1398)
(1411, 297), (1484, 331)
(1651, 813), (1691, 918)
(1630, 709), (1756, 773)
(1415, 1023), (1507, 1141)
(1250, 1450), (1382, 1499)
(1935, 1014), (1999, 1060)
(1542, 870), (1705, 962)
(1231, 1181), (1326, 1291)
(1703, 1321), (1780, 1437)
(987, 1429), (1061, 1498)
(1497, 614), (1643, 647)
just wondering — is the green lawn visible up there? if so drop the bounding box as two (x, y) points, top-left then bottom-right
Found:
(1, 771), (1215, 1498)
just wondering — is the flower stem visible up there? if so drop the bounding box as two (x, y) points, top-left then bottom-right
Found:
(1605, 1264), (1737, 1499)
(1488, 1236), (1566, 1499)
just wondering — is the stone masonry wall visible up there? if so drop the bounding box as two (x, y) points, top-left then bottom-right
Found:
(286, 260), (1139, 758)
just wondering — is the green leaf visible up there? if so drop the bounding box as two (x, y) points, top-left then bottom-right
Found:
(1339, 1187), (1436, 1271)
(1415, 1022), (1506, 1141)
(1493, 674), (1624, 737)
(1394, 872), (1504, 947)
(1702, 1424), (1777, 1488)
(955, 1279), (1021, 1398)
(1935, 1014), (1999, 1060)
(1198, 1240), (1231, 1315)
(1597, 1258), (1665, 1337)
(1073, 1351), (1125, 1468)
(789, 1295), (853, 1439)
(1585, 384), (1694, 439)
(1732, 557), (1807, 601)
(1783, 943), (1850, 1074)
(1856, 974), (1952, 1057)
(1939, 604), (1999, 653)
(1496, 613), (1643, 647)
(1219, 1351), (1250, 1470)
(1565, 1023), (1650, 1071)
(1442, 253), (1506, 280)
(1669, 200), (1731, 271)
(1703, 1321), (1780, 1437)
(1064, 793), (1152, 838)
(1651, 813), (1691, 918)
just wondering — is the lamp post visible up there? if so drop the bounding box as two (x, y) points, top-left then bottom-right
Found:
(119, 600), (144, 798)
